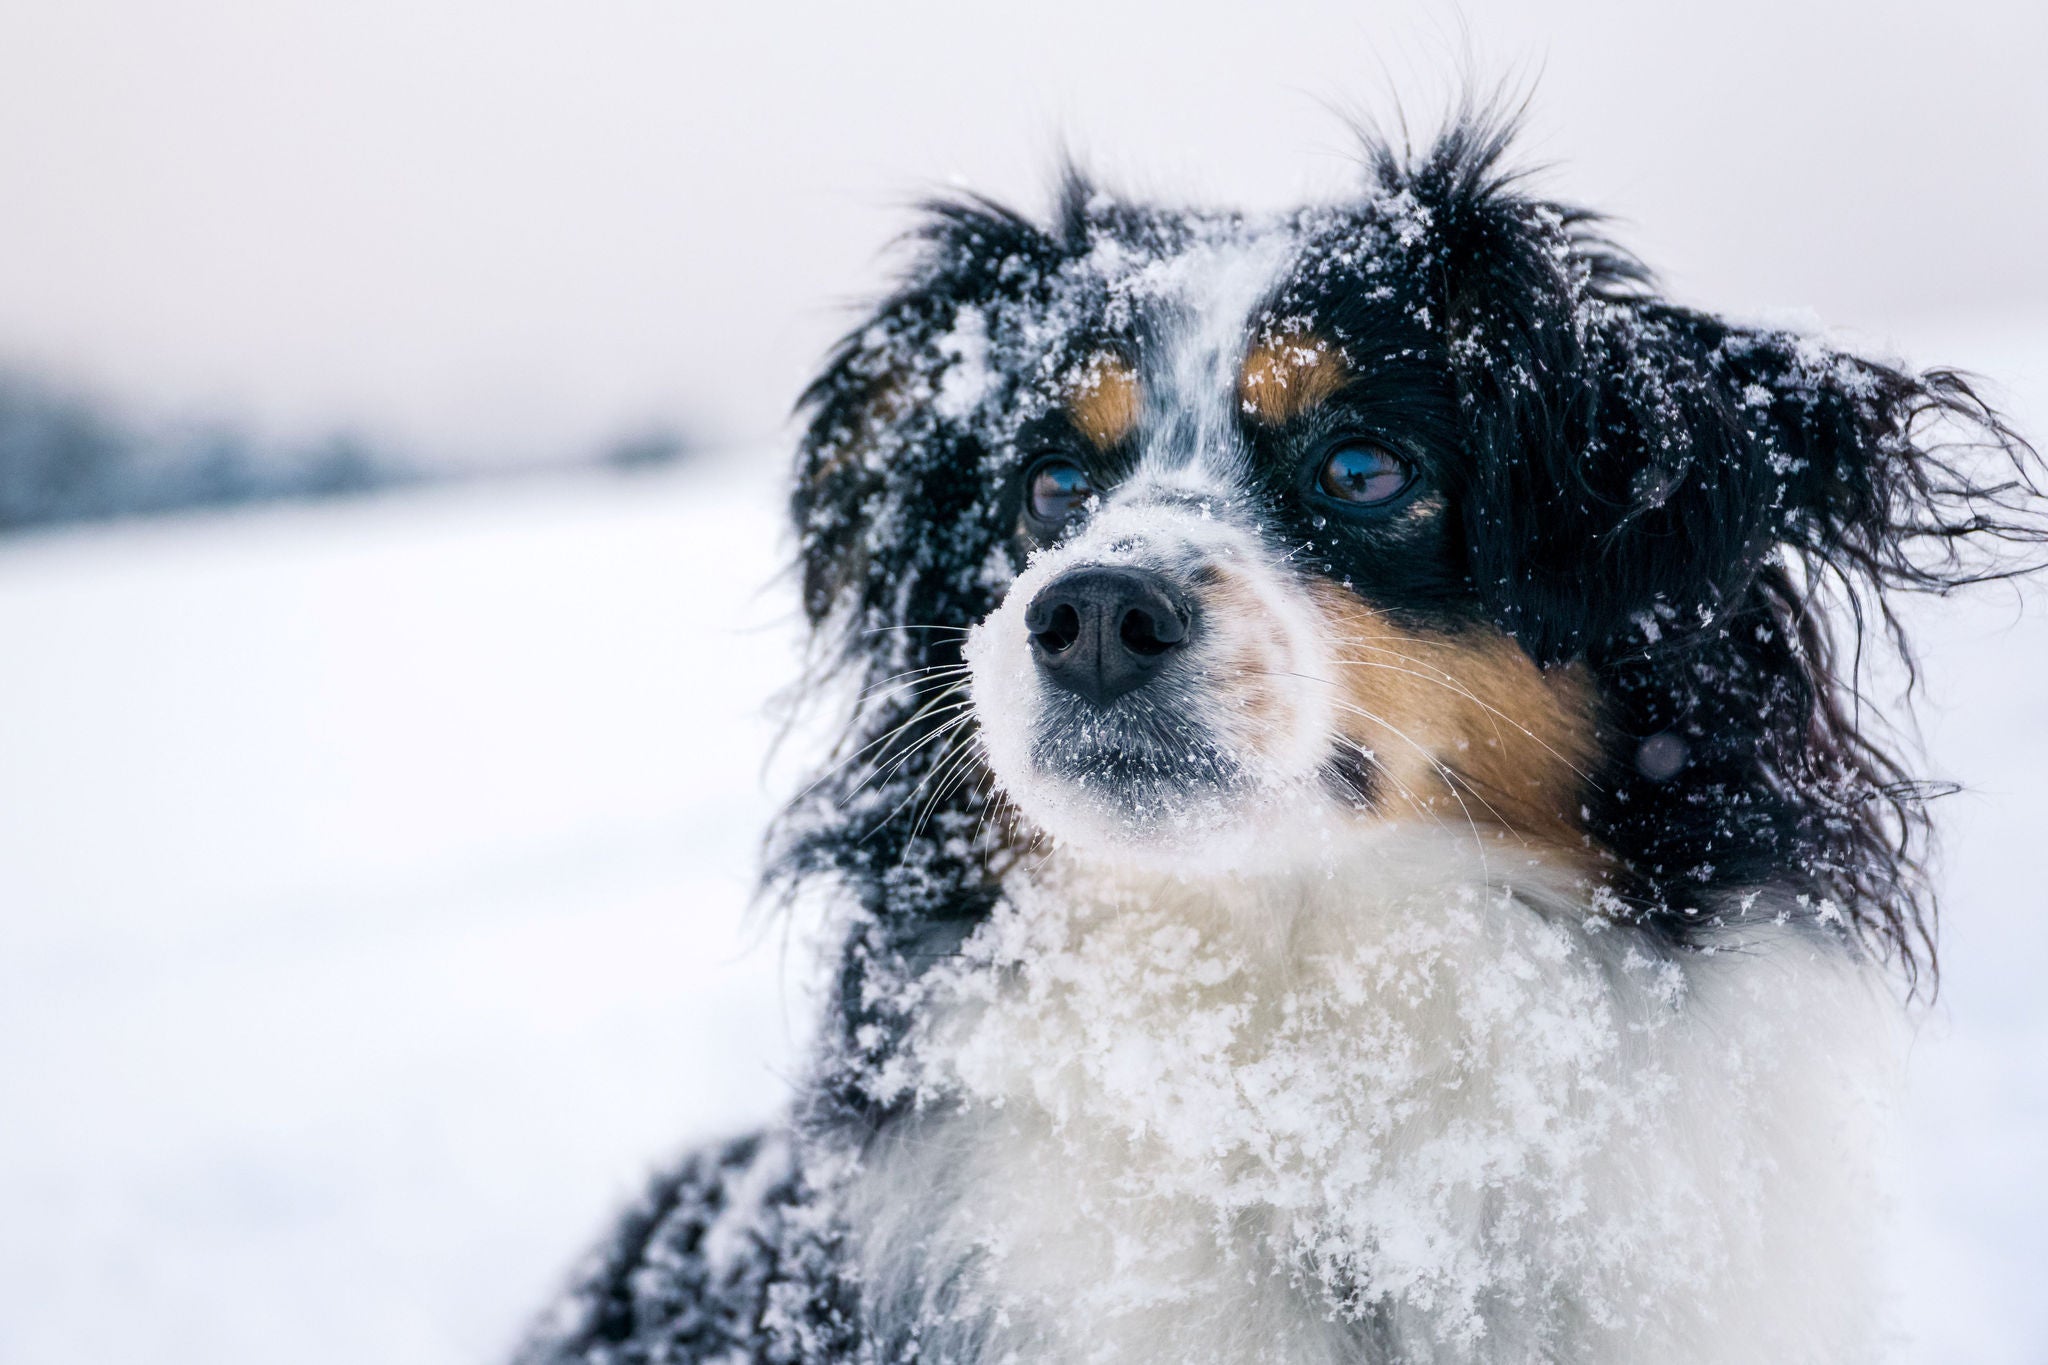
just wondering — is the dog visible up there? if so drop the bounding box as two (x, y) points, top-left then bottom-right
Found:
(516, 109), (2037, 1364)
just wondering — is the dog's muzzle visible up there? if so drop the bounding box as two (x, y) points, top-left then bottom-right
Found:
(1024, 565), (1194, 706)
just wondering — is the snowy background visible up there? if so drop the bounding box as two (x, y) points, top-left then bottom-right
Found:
(1, 3), (2044, 1362)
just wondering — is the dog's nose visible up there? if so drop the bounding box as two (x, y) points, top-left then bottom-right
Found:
(1025, 566), (1193, 705)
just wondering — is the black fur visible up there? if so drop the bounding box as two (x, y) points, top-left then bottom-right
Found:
(1378, 117), (2038, 983)
(512, 1131), (861, 1364)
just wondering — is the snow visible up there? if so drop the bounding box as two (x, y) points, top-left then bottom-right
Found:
(867, 834), (1892, 1361)
(0, 458), (817, 1364)
(0, 324), (2045, 1362)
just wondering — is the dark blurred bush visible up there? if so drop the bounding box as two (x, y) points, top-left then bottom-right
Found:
(0, 370), (415, 532)
(0, 368), (708, 533)
(602, 425), (693, 473)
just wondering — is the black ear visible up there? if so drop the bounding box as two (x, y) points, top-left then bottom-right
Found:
(773, 195), (1074, 917)
(1396, 121), (2031, 667)
(791, 197), (1062, 634)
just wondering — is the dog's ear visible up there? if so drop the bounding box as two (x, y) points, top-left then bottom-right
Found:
(1396, 121), (2030, 667)
(775, 199), (1064, 923)
(792, 198), (1061, 632)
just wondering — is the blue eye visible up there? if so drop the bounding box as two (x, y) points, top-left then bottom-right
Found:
(1316, 442), (1412, 506)
(1027, 458), (1095, 525)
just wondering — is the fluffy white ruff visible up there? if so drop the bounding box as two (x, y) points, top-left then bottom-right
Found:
(844, 825), (1898, 1365)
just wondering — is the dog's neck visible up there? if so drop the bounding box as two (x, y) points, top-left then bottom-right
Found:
(835, 824), (1895, 1365)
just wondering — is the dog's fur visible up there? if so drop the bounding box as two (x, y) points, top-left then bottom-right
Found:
(517, 110), (2038, 1365)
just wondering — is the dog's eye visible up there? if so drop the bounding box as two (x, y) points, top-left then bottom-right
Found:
(1316, 441), (1412, 506)
(1027, 458), (1095, 526)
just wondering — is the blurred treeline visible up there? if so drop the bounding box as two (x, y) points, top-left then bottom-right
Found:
(0, 367), (695, 533)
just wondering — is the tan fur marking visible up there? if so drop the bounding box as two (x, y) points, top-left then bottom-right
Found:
(1239, 336), (1346, 423)
(1065, 354), (1142, 450)
(1306, 582), (1601, 856)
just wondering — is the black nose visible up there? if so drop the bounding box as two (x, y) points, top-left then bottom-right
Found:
(1025, 566), (1194, 705)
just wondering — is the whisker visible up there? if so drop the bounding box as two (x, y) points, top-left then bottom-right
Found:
(861, 623), (973, 639)
(1316, 731), (1461, 843)
(859, 704), (979, 797)
(1289, 686), (1509, 873)
(1326, 661), (1595, 787)
(794, 683), (972, 805)
(857, 661), (973, 703)
(905, 735), (990, 854)
(858, 710), (985, 836)
(1317, 648), (1597, 786)
(1349, 707), (1509, 846)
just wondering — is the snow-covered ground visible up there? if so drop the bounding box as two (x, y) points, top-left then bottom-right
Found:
(0, 459), (815, 1364)
(1, 327), (2044, 1364)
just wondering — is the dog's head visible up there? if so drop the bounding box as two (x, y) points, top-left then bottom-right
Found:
(953, 215), (1601, 868)
(778, 115), (2034, 987)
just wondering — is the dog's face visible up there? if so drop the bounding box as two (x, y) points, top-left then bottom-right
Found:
(960, 225), (1595, 863)
(787, 124), (2023, 977)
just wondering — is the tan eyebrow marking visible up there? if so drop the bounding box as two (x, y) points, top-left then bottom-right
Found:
(1238, 335), (1347, 423)
(1064, 353), (1142, 450)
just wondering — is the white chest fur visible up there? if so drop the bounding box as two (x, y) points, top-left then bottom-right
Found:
(843, 829), (1897, 1365)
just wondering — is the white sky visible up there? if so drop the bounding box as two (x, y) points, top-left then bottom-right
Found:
(0, 0), (2042, 462)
